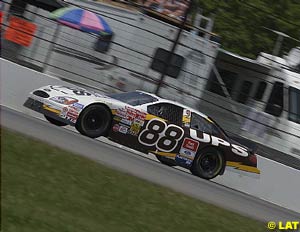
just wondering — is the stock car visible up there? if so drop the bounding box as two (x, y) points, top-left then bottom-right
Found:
(24, 85), (260, 179)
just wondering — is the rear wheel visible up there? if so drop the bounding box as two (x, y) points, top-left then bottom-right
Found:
(44, 115), (67, 126)
(75, 104), (111, 138)
(156, 155), (177, 167)
(191, 147), (224, 180)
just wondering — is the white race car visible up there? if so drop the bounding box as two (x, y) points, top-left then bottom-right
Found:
(24, 85), (260, 179)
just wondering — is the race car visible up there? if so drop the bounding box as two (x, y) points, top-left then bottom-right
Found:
(24, 85), (260, 179)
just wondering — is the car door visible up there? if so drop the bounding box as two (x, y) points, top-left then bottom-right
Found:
(135, 102), (186, 154)
(108, 102), (185, 154)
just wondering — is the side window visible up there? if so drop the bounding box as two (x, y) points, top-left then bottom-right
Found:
(288, 87), (300, 124)
(254, 81), (267, 101)
(206, 69), (238, 97)
(265, 82), (284, 117)
(237, 80), (253, 104)
(191, 113), (221, 136)
(147, 103), (183, 125)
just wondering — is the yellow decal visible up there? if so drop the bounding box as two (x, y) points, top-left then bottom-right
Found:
(152, 151), (177, 158)
(145, 114), (166, 121)
(182, 115), (191, 124)
(267, 221), (300, 230)
(226, 161), (260, 174)
(43, 104), (60, 114)
(182, 109), (191, 126)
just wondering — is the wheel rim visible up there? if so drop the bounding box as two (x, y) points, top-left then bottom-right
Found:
(199, 153), (221, 177)
(83, 109), (105, 132)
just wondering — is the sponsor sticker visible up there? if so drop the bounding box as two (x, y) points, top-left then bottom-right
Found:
(121, 118), (132, 126)
(114, 115), (122, 122)
(180, 149), (195, 158)
(60, 106), (80, 120)
(115, 107), (146, 131)
(182, 138), (199, 152)
(129, 122), (142, 136)
(119, 125), (129, 134)
(72, 102), (84, 110)
(116, 108), (127, 118)
(175, 154), (193, 167)
(113, 124), (120, 132)
(179, 138), (199, 159)
(133, 118), (144, 126)
(60, 107), (68, 118)
(182, 109), (191, 126)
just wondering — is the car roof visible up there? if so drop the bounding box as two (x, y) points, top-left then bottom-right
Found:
(136, 90), (209, 119)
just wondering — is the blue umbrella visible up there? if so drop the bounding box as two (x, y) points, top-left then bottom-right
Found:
(50, 7), (112, 35)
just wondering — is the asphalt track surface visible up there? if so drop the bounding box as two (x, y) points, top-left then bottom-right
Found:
(2, 106), (300, 222)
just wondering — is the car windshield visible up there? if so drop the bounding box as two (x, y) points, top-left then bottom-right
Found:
(108, 91), (158, 106)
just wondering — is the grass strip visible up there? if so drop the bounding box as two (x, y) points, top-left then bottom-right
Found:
(2, 128), (265, 232)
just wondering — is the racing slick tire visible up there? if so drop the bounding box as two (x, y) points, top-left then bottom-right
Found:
(44, 115), (68, 126)
(191, 147), (224, 180)
(76, 104), (112, 138)
(156, 155), (177, 167)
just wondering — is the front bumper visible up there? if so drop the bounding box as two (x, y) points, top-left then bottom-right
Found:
(23, 98), (75, 126)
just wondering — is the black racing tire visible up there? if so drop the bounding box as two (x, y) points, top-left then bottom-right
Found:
(75, 104), (112, 138)
(191, 147), (224, 180)
(156, 155), (177, 167)
(44, 115), (68, 127)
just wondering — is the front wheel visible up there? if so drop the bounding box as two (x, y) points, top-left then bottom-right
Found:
(191, 147), (224, 180)
(75, 104), (112, 138)
(44, 115), (67, 126)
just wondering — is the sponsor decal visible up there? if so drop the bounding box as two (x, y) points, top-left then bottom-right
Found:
(66, 108), (79, 117)
(189, 129), (249, 157)
(72, 102), (84, 110)
(179, 149), (195, 158)
(114, 115), (122, 122)
(129, 122), (142, 136)
(175, 154), (193, 167)
(115, 107), (147, 129)
(116, 108), (127, 118)
(182, 138), (199, 152)
(179, 138), (199, 159)
(119, 125), (129, 134)
(120, 118), (132, 126)
(62, 107), (79, 123)
(60, 107), (68, 118)
(113, 124), (120, 132)
(182, 109), (191, 126)
(50, 96), (78, 105)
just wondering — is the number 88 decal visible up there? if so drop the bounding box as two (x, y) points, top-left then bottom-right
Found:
(138, 119), (184, 152)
